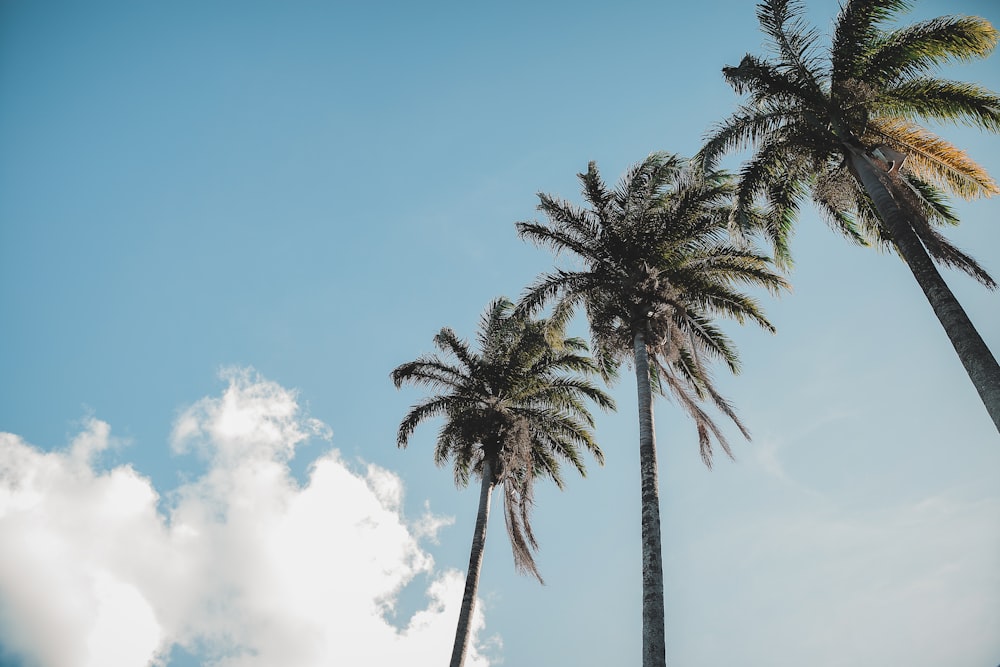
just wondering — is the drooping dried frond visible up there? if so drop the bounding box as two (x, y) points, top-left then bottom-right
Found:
(659, 369), (736, 468)
(495, 418), (542, 581)
(811, 167), (869, 245)
(879, 172), (998, 286)
(909, 218), (998, 287)
(849, 177), (895, 250)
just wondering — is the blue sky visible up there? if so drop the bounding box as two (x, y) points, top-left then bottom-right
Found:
(1, 1), (998, 666)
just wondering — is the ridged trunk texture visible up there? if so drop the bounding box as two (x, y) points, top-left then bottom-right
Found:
(633, 330), (667, 667)
(449, 458), (494, 667)
(847, 149), (1000, 434)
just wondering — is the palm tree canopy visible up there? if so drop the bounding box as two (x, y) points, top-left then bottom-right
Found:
(517, 153), (788, 464)
(700, 0), (1000, 282)
(391, 297), (614, 581)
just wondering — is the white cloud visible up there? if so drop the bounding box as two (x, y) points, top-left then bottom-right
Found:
(0, 369), (492, 667)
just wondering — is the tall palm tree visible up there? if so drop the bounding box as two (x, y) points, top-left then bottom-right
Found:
(516, 153), (787, 667)
(391, 297), (613, 667)
(699, 0), (1000, 432)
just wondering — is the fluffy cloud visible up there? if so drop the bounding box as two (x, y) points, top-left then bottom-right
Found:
(0, 369), (491, 667)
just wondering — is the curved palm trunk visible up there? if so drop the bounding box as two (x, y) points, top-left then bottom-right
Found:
(847, 149), (1000, 434)
(450, 458), (494, 667)
(633, 330), (666, 667)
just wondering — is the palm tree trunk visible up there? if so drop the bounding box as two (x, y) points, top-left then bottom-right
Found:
(847, 149), (1000, 434)
(450, 458), (494, 667)
(633, 329), (667, 667)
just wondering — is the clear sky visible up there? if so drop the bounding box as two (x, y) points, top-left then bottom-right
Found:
(1, 1), (998, 666)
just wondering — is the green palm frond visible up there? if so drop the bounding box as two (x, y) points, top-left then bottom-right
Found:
(516, 269), (598, 318)
(579, 160), (614, 217)
(832, 0), (913, 83)
(756, 0), (812, 56)
(658, 367), (735, 468)
(862, 15), (999, 83)
(396, 396), (454, 448)
(730, 138), (808, 266)
(432, 327), (476, 372)
(880, 173), (998, 286)
(905, 175), (960, 226)
(877, 78), (1000, 131)
(671, 309), (742, 372)
(680, 251), (789, 296)
(698, 105), (794, 169)
(390, 357), (466, 391)
(723, 54), (815, 102)
(755, 0), (826, 97)
(515, 217), (604, 265)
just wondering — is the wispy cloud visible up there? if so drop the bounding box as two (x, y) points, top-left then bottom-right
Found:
(749, 406), (856, 495)
(0, 368), (491, 667)
(676, 492), (1000, 666)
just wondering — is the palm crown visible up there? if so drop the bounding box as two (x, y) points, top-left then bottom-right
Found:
(700, 0), (1000, 433)
(518, 153), (787, 462)
(700, 0), (1000, 281)
(391, 297), (613, 580)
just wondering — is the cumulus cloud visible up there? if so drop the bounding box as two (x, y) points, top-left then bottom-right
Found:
(0, 369), (492, 667)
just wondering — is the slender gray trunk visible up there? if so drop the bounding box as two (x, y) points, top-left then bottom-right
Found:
(449, 458), (494, 667)
(633, 330), (666, 667)
(847, 149), (1000, 434)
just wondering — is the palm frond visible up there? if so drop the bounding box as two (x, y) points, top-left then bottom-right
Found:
(432, 327), (477, 371)
(877, 78), (1000, 132)
(579, 160), (613, 217)
(833, 0), (913, 83)
(699, 105), (793, 169)
(811, 168), (869, 245)
(862, 15), (999, 83)
(881, 174), (998, 287)
(517, 270), (595, 318)
(516, 218), (604, 265)
(723, 53), (817, 103)
(755, 0), (827, 99)
(904, 175), (960, 226)
(396, 396), (455, 449)
(867, 117), (1000, 198)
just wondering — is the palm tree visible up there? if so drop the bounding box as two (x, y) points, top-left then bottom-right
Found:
(391, 297), (613, 667)
(516, 153), (787, 667)
(699, 0), (1000, 432)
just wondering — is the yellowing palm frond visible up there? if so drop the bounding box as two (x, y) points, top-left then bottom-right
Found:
(866, 117), (999, 199)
